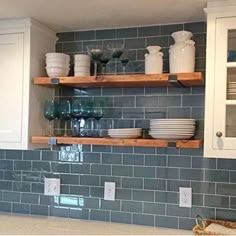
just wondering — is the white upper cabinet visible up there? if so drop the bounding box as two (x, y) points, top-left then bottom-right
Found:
(204, 0), (236, 158)
(0, 19), (56, 150)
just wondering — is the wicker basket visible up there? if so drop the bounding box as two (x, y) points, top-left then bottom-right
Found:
(193, 215), (236, 235)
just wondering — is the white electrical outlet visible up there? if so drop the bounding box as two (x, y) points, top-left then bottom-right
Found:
(104, 182), (116, 201)
(44, 178), (60, 196)
(179, 187), (192, 208)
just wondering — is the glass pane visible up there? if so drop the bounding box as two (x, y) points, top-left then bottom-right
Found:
(226, 105), (236, 137)
(228, 30), (236, 62)
(227, 68), (236, 100)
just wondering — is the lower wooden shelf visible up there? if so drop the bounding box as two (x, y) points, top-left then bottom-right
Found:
(31, 136), (202, 149)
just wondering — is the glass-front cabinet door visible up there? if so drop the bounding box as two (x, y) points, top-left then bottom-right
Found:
(213, 17), (236, 151)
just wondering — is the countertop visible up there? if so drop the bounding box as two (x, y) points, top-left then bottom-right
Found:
(0, 214), (192, 235)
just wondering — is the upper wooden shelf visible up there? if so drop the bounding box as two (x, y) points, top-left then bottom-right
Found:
(32, 136), (202, 149)
(33, 72), (204, 88)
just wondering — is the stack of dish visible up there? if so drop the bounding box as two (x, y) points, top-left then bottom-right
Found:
(46, 53), (70, 77)
(74, 54), (91, 76)
(108, 128), (142, 139)
(227, 82), (236, 98)
(149, 119), (196, 140)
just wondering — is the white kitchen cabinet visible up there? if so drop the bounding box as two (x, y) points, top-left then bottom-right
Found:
(0, 18), (56, 149)
(204, 0), (236, 158)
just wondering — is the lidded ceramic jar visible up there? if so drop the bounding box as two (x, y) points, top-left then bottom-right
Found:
(169, 31), (195, 73)
(145, 46), (163, 74)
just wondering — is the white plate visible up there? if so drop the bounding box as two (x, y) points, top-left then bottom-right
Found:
(108, 134), (141, 139)
(150, 128), (195, 132)
(150, 133), (195, 135)
(150, 120), (195, 122)
(150, 125), (195, 127)
(150, 124), (195, 127)
(108, 132), (141, 135)
(150, 119), (195, 121)
(108, 128), (141, 132)
(150, 135), (193, 138)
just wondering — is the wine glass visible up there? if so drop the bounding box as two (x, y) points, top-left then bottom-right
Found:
(92, 101), (104, 137)
(59, 100), (72, 136)
(44, 100), (58, 136)
(87, 45), (103, 76)
(83, 101), (94, 137)
(107, 40), (124, 74)
(120, 50), (130, 74)
(100, 50), (112, 75)
(71, 99), (84, 136)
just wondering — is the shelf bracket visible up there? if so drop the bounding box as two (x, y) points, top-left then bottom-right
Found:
(167, 141), (177, 148)
(168, 74), (185, 87)
(50, 78), (60, 85)
(48, 137), (57, 145)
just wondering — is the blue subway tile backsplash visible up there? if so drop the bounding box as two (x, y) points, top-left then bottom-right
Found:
(0, 21), (236, 231)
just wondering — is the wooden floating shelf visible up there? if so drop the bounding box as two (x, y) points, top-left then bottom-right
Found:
(32, 136), (203, 149)
(33, 72), (204, 88)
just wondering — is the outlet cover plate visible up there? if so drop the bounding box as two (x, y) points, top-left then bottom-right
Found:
(44, 178), (60, 196)
(104, 182), (116, 201)
(179, 187), (192, 208)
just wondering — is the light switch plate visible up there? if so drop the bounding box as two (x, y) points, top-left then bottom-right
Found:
(104, 182), (116, 201)
(44, 178), (60, 196)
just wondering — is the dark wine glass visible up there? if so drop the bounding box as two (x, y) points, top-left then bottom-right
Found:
(59, 100), (72, 136)
(87, 45), (103, 76)
(83, 101), (94, 137)
(44, 100), (58, 136)
(120, 50), (130, 74)
(100, 50), (111, 75)
(72, 99), (84, 136)
(92, 101), (104, 137)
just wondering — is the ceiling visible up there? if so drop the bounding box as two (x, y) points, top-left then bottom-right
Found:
(0, 0), (207, 32)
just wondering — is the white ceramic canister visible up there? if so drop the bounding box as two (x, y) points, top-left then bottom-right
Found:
(145, 46), (163, 74)
(169, 31), (195, 73)
(74, 54), (91, 76)
(74, 54), (90, 61)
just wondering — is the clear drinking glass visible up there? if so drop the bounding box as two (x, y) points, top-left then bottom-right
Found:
(43, 100), (58, 136)
(59, 100), (72, 136)
(87, 45), (103, 76)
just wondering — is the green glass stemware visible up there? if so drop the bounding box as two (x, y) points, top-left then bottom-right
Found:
(43, 100), (58, 136)
(59, 100), (72, 136)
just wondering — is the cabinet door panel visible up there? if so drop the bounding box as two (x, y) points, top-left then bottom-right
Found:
(214, 17), (236, 150)
(0, 33), (24, 143)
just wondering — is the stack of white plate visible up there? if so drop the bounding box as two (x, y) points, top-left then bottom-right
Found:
(227, 82), (236, 98)
(46, 53), (70, 77)
(108, 128), (142, 139)
(149, 119), (196, 140)
(74, 54), (91, 76)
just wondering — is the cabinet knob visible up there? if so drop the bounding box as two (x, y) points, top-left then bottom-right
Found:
(216, 131), (222, 138)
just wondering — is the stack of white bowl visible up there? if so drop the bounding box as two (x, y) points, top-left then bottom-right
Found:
(46, 53), (70, 77)
(74, 54), (91, 76)
(108, 128), (142, 139)
(149, 119), (196, 140)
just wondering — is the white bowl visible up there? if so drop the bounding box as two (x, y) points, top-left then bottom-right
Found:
(46, 53), (70, 60)
(74, 54), (90, 61)
(46, 62), (70, 68)
(46, 67), (69, 77)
